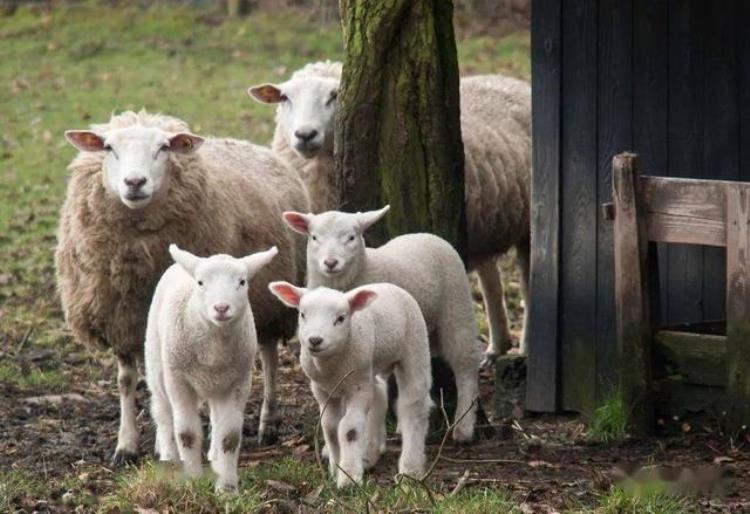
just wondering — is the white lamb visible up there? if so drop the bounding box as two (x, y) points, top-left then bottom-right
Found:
(145, 244), (278, 493)
(282, 206), (481, 442)
(268, 281), (432, 487)
(249, 62), (531, 359)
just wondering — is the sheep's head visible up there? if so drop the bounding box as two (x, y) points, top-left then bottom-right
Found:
(170, 244), (278, 327)
(65, 126), (204, 209)
(282, 206), (390, 278)
(248, 76), (339, 159)
(269, 282), (376, 357)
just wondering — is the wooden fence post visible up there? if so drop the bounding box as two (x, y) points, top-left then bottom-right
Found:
(612, 152), (654, 434)
(725, 187), (750, 432)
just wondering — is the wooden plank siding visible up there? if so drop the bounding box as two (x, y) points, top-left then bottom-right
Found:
(528, 0), (749, 412)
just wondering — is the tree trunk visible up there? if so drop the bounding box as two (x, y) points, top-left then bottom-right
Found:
(335, 0), (466, 257)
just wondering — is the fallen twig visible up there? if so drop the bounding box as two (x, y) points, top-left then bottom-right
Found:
(450, 469), (471, 497)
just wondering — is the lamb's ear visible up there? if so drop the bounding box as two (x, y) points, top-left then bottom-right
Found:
(242, 246), (278, 278)
(169, 244), (202, 277)
(65, 130), (105, 152)
(283, 211), (312, 235)
(168, 133), (204, 154)
(248, 84), (285, 104)
(356, 205), (390, 232)
(347, 288), (377, 313)
(268, 281), (306, 308)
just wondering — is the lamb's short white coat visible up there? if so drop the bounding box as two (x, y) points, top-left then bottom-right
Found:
(283, 206), (481, 442)
(269, 282), (432, 487)
(145, 244), (277, 493)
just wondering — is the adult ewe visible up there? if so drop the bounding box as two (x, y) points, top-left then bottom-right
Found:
(56, 110), (308, 463)
(249, 63), (531, 359)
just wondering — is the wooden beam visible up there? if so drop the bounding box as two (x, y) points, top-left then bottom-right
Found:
(612, 152), (654, 434)
(725, 187), (750, 431)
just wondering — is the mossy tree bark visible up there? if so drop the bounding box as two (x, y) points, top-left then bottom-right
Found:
(335, 0), (466, 258)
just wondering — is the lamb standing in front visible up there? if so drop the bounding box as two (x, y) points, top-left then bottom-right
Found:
(283, 206), (481, 442)
(249, 63), (531, 359)
(145, 245), (278, 493)
(56, 110), (308, 463)
(269, 281), (432, 487)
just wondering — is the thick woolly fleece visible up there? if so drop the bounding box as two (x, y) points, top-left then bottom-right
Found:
(55, 110), (309, 362)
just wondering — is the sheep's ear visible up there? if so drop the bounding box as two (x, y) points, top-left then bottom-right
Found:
(356, 205), (390, 232)
(242, 246), (278, 278)
(347, 288), (377, 313)
(65, 130), (105, 152)
(168, 133), (204, 154)
(268, 281), (305, 308)
(248, 84), (284, 104)
(169, 244), (202, 276)
(283, 211), (312, 235)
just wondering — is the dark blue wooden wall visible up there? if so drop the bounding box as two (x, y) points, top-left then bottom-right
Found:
(527, 0), (750, 413)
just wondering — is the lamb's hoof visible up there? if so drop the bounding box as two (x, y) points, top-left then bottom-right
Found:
(111, 449), (139, 467)
(480, 352), (498, 369)
(257, 430), (278, 446)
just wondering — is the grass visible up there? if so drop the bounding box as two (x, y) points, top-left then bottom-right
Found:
(588, 392), (629, 444)
(578, 484), (699, 514)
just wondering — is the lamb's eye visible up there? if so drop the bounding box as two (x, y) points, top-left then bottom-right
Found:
(239, 279), (246, 286)
(334, 315), (345, 325)
(300, 312), (306, 320)
(347, 235), (356, 242)
(311, 235), (318, 242)
(103, 144), (112, 151)
(197, 280), (204, 287)
(280, 94), (289, 102)
(161, 143), (170, 152)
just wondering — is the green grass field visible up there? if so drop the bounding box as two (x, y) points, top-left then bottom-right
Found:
(0, 4), (706, 513)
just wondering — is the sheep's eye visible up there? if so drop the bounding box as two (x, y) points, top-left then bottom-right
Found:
(103, 144), (112, 151)
(311, 235), (318, 242)
(347, 235), (356, 242)
(327, 91), (337, 105)
(280, 94), (289, 102)
(161, 143), (170, 152)
(334, 315), (345, 325)
(197, 280), (204, 286)
(239, 279), (246, 286)
(300, 312), (306, 320)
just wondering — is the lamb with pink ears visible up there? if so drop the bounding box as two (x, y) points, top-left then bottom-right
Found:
(268, 281), (432, 488)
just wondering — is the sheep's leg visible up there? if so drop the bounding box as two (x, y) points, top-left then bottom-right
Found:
(335, 389), (370, 488)
(476, 259), (513, 364)
(516, 236), (531, 355)
(363, 377), (387, 470)
(113, 354), (140, 465)
(394, 369), (431, 478)
(208, 385), (249, 494)
(207, 404), (218, 463)
(257, 339), (279, 445)
(167, 374), (203, 477)
(312, 383), (343, 477)
(150, 374), (178, 462)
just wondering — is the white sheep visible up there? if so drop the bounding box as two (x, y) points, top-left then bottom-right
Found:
(268, 281), (432, 487)
(56, 110), (308, 463)
(249, 64), (531, 360)
(145, 244), (278, 493)
(282, 206), (481, 443)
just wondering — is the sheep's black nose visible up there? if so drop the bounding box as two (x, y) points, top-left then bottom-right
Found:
(308, 337), (323, 347)
(295, 129), (318, 142)
(124, 176), (147, 190)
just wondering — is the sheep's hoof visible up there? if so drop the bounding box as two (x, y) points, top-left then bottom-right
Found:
(480, 352), (499, 369)
(215, 483), (238, 495)
(111, 449), (139, 467)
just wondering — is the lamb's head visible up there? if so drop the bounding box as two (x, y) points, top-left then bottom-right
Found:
(282, 205), (390, 278)
(248, 75), (339, 159)
(65, 126), (204, 209)
(170, 244), (278, 327)
(269, 282), (377, 357)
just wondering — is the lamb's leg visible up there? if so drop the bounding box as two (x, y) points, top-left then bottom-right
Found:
(363, 377), (387, 470)
(207, 404), (218, 463)
(312, 383), (342, 477)
(113, 354), (139, 465)
(150, 375), (178, 462)
(208, 385), (249, 494)
(476, 259), (513, 364)
(257, 339), (279, 445)
(335, 389), (370, 488)
(516, 236), (531, 355)
(394, 370), (431, 478)
(167, 374), (203, 477)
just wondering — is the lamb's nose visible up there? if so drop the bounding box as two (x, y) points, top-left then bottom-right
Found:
(124, 176), (147, 190)
(294, 129), (318, 142)
(214, 303), (230, 315)
(324, 258), (338, 270)
(308, 336), (323, 347)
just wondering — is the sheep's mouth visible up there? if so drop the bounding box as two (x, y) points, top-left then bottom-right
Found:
(323, 268), (343, 276)
(294, 141), (322, 158)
